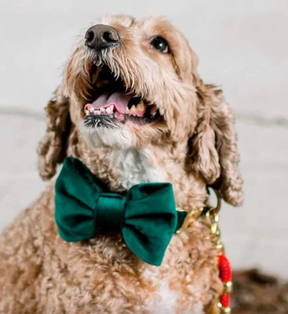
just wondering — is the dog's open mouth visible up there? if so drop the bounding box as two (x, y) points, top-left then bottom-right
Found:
(84, 65), (159, 127)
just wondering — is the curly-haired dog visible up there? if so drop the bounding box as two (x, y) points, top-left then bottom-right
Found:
(0, 15), (243, 314)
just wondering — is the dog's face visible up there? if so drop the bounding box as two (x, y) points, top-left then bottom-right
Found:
(64, 15), (199, 149)
(39, 15), (243, 206)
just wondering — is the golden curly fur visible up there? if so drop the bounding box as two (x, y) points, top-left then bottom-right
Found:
(0, 15), (243, 314)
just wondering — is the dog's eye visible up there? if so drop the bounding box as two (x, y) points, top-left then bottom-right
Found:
(150, 36), (170, 53)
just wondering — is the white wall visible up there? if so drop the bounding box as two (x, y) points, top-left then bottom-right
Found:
(1, 0), (288, 277)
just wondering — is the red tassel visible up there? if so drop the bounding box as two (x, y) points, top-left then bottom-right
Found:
(218, 254), (232, 282)
(218, 254), (232, 309)
(220, 293), (230, 308)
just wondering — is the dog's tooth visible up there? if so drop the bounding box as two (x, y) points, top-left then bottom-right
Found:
(89, 107), (94, 113)
(100, 107), (105, 113)
(91, 72), (98, 84)
(106, 105), (113, 114)
(151, 112), (157, 118)
(85, 110), (89, 115)
(130, 105), (137, 114)
(95, 110), (101, 115)
(136, 100), (145, 112)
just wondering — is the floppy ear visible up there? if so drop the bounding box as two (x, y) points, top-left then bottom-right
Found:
(37, 86), (71, 180)
(189, 81), (243, 206)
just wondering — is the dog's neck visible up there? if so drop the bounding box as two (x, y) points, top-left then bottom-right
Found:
(69, 134), (208, 211)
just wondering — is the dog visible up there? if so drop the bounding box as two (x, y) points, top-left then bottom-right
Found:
(0, 15), (243, 314)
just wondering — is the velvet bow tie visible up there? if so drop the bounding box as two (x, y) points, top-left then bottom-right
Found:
(55, 157), (187, 266)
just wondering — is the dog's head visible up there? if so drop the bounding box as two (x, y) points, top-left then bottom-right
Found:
(38, 15), (243, 206)
(64, 15), (199, 149)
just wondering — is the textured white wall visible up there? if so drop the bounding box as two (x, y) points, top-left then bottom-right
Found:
(0, 0), (288, 277)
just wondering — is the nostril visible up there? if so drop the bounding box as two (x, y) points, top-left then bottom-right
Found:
(102, 31), (119, 43)
(85, 30), (95, 43)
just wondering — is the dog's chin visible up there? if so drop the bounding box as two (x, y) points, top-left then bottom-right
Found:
(79, 118), (133, 150)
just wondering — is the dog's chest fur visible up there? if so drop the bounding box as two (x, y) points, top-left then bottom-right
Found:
(110, 148), (165, 189)
(107, 149), (204, 314)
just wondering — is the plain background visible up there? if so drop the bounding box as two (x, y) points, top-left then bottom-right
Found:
(0, 0), (288, 277)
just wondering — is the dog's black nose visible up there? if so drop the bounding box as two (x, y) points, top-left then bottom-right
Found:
(85, 24), (120, 51)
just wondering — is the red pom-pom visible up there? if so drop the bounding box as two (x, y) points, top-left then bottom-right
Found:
(218, 254), (232, 282)
(220, 293), (230, 307)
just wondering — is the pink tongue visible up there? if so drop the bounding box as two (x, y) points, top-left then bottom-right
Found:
(91, 91), (133, 114)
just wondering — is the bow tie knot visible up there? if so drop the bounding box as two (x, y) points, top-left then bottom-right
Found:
(55, 157), (186, 266)
(96, 194), (126, 232)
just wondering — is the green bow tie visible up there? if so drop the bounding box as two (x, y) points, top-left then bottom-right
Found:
(55, 157), (187, 266)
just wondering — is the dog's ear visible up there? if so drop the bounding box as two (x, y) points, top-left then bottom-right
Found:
(37, 86), (71, 180)
(189, 81), (243, 206)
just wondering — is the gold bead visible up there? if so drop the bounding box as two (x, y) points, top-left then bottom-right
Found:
(211, 222), (219, 234)
(220, 307), (231, 314)
(223, 281), (233, 294)
(215, 241), (224, 251)
(217, 303), (231, 314)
